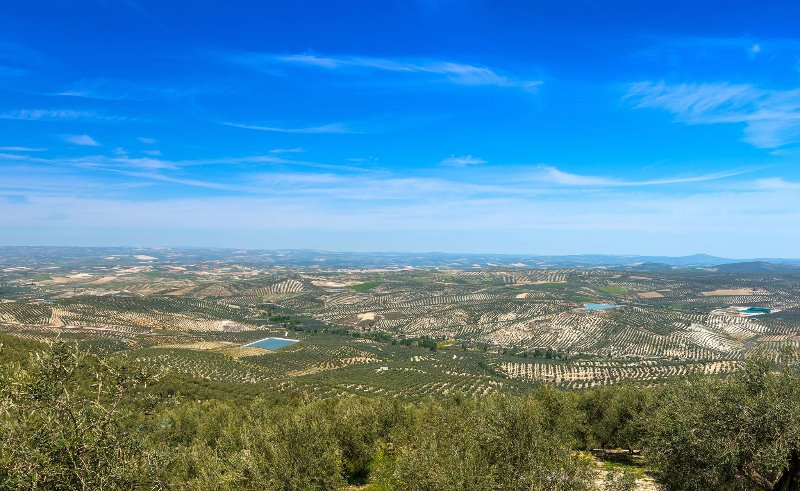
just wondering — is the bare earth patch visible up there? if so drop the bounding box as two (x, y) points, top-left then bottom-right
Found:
(701, 288), (769, 296)
(158, 341), (236, 350)
(222, 346), (272, 358)
(88, 276), (117, 285)
(638, 291), (664, 298)
(311, 280), (363, 287)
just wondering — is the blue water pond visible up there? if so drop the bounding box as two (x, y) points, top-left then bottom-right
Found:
(740, 307), (771, 314)
(584, 303), (620, 311)
(246, 337), (299, 350)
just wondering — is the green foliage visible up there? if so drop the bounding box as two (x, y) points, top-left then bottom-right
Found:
(595, 285), (629, 295)
(642, 355), (800, 490)
(398, 336), (438, 351)
(156, 399), (344, 490)
(349, 281), (383, 292)
(577, 384), (651, 450)
(0, 333), (45, 364)
(604, 469), (637, 491)
(326, 397), (407, 482)
(375, 396), (595, 490)
(153, 396), (405, 489)
(0, 342), (164, 490)
(5, 342), (800, 490)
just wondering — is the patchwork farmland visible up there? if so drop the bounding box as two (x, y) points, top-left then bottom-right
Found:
(1, 247), (799, 397)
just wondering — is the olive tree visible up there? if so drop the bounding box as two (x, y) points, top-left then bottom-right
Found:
(643, 355), (800, 491)
(0, 342), (163, 490)
(376, 396), (596, 490)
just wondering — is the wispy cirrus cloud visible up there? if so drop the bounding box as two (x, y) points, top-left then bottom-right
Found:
(270, 148), (305, 154)
(530, 165), (751, 187)
(228, 52), (542, 90)
(626, 81), (800, 149)
(0, 150), (372, 175)
(440, 154), (486, 166)
(0, 109), (98, 121)
(63, 134), (101, 147)
(0, 146), (47, 152)
(3, 147), (749, 194)
(0, 108), (129, 122)
(55, 78), (217, 101)
(223, 121), (356, 134)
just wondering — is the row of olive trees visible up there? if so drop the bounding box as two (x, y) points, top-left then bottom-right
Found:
(1, 342), (798, 490)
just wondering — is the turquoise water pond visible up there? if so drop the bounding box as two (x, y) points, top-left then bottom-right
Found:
(246, 337), (299, 350)
(741, 307), (771, 314)
(584, 303), (620, 311)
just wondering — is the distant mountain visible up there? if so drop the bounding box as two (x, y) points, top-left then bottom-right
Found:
(714, 261), (800, 274)
(626, 262), (676, 271)
(2, 247), (800, 270)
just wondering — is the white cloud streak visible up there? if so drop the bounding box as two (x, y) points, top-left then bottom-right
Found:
(626, 81), (800, 148)
(530, 165), (752, 187)
(0, 146), (47, 152)
(231, 52), (542, 90)
(62, 134), (101, 147)
(440, 154), (486, 166)
(0, 109), (98, 121)
(270, 147), (305, 154)
(223, 121), (355, 134)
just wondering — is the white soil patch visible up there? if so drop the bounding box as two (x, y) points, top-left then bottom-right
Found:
(701, 288), (768, 296)
(89, 276), (117, 285)
(166, 286), (196, 296)
(50, 276), (85, 284)
(515, 293), (530, 299)
(311, 280), (362, 287)
(357, 312), (376, 322)
(638, 291), (664, 298)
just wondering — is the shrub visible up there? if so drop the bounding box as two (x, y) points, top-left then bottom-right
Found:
(375, 396), (595, 490)
(0, 342), (164, 490)
(642, 355), (800, 491)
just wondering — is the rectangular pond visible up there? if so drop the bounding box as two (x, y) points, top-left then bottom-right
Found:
(584, 303), (620, 311)
(245, 337), (299, 350)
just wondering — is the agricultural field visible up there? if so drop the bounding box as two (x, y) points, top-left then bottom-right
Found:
(1, 247), (799, 396)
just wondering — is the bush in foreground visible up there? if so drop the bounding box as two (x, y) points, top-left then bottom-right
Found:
(643, 354), (800, 491)
(0, 343), (163, 490)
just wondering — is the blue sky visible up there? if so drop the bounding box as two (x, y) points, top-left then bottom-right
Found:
(2, 1), (800, 256)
